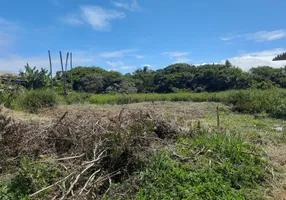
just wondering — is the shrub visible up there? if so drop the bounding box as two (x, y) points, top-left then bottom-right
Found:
(270, 102), (286, 119)
(225, 89), (284, 114)
(18, 89), (58, 113)
(0, 85), (26, 109)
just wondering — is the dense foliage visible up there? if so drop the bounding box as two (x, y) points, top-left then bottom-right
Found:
(55, 62), (286, 93)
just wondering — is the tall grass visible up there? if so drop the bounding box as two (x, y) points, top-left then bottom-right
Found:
(88, 91), (230, 104)
(17, 89), (59, 113)
(87, 89), (286, 118)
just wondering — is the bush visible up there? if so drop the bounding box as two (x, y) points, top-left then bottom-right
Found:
(225, 89), (284, 114)
(0, 85), (26, 109)
(18, 89), (58, 113)
(270, 103), (286, 119)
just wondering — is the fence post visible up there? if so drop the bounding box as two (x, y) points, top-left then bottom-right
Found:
(216, 106), (220, 127)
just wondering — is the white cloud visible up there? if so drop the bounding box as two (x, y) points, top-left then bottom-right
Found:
(163, 51), (191, 63)
(223, 48), (286, 71)
(107, 61), (124, 67)
(163, 51), (190, 58)
(61, 6), (125, 31)
(221, 30), (286, 42)
(174, 57), (192, 63)
(106, 60), (135, 70)
(60, 14), (84, 25)
(142, 64), (151, 67)
(111, 0), (141, 11)
(81, 6), (125, 31)
(135, 54), (144, 59)
(121, 65), (135, 69)
(100, 49), (137, 58)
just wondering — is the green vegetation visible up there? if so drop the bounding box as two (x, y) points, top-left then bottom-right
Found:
(17, 89), (58, 113)
(19, 63), (51, 89)
(140, 133), (268, 199)
(1, 100), (285, 199)
(0, 87), (58, 113)
(0, 62), (285, 199)
(87, 89), (286, 118)
(58, 63), (286, 94)
(0, 157), (61, 200)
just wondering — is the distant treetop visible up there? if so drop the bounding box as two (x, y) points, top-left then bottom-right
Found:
(273, 52), (286, 61)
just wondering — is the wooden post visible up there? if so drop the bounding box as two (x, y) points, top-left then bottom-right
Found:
(70, 52), (73, 91)
(65, 52), (70, 72)
(59, 51), (67, 97)
(65, 52), (69, 92)
(48, 50), (53, 89)
(216, 106), (220, 127)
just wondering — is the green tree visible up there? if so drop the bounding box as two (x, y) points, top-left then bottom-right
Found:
(19, 63), (49, 89)
(225, 60), (232, 68)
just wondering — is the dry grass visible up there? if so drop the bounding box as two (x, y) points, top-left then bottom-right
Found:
(0, 104), (181, 199)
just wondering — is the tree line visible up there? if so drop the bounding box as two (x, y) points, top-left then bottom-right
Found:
(12, 61), (286, 93)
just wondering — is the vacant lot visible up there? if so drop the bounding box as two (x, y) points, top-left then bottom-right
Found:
(1, 101), (285, 199)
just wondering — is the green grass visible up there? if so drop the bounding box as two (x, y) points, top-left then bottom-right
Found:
(87, 89), (286, 118)
(17, 89), (59, 113)
(87, 92), (229, 104)
(206, 112), (286, 144)
(140, 132), (269, 200)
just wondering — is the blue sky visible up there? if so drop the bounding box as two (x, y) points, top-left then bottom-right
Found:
(0, 0), (286, 74)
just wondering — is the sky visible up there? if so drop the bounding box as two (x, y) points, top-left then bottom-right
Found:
(0, 0), (286, 74)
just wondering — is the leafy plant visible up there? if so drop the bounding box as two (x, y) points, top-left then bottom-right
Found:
(19, 63), (50, 89)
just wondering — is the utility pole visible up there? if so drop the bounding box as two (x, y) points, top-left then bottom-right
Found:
(65, 52), (70, 92)
(70, 52), (73, 90)
(48, 50), (53, 88)
(59, 51), (67, 97)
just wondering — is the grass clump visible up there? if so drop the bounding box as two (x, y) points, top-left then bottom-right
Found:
(140, 132), (268, 200)
(18, 89), (58, 113)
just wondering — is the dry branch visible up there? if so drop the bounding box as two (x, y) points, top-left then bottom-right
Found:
(29, 172), (75, 198)
(56, 153), (85, 161)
